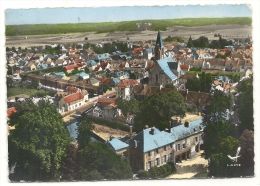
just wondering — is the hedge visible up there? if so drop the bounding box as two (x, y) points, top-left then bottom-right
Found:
(137, 162), (176, 179)
(88, 116), (129, 132)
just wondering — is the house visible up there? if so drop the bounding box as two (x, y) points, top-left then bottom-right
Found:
(128, 119), (203, 172)
(86, 60), (97, 71)
(180, 65), (190, 74)
(179, 74), (198, 85)
(77, 72), (90, 80)
(149, 56), (181, 87)
(112, 71), (130, 80)
(93, 98), (117, 119)
(107, 138), (129, 158)
(58, 92), (85, 112)
(89, 78), (100, 86)
(143, 48), (153, 60)
(116, 79), (138, 100)
(94, 53), (111, 62)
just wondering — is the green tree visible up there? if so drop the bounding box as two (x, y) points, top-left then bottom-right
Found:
(202, 90), (232, 158)
(187, 36), (194, 48)
(185, 77), (200, 91)
(102, 84), (112, 93)
(116, 98), (140, 116)
(237, 77), (253, 130)
(135, 92), (186, 132)
(165, 84), (176, 90)
(129, 73), (136, 79)
(8, 100), (71, 181)
(200, 72), (206, 92)
(6, 47), (10, 51)
(7, 77), (15, 88)
(78, 142), (132, 181)
(76, 117), (94, 151)
(219, 136), (238, 155)
(205, 73), (213, 93)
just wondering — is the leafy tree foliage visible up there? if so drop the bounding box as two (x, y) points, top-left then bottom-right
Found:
(135, 92), (186, 132)
(78, 142), (132, 181)
(116, 98), (140, 116)
(200, 72), (206, 92)
(185, 77), (200, 91)
(164, 36), (184, 43)
(43, 45), (61, 55)
(238, 129), (254, 176)
(202, 90), (232, 158)
(77, 117), (94, 151)
(187, 36), (193, 48)
(219, 136), (238, 155)
(165, 84), (176, 90)
(8, 100), (71, 181)
(215, 51), (231, 59)
(237, 77), (253, 130)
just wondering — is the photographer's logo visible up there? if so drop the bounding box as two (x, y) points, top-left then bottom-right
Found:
(227, 147), (241, 166)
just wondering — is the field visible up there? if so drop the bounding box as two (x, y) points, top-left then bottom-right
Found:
(7, 87), (51, 97)
(6, 17), (251, 36)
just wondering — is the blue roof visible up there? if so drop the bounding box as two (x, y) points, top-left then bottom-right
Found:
(128, 118), (204, 153)
(145, 48), (152, 53)
(41, 64), (48, 69)
(55, 72), (65, 79)
(44, 54), (55, 61)
(156, 30), (164, 47)
(67, 121), (79, 141)
(129, 127), (173, 153)
(94, 53), (111, 60)
(157, 56), (178, 80)
(112, 78), (120, 85)
(77, 72), (89, 77)
(86, 60), (97, 67)
(168, 119), (203, 141)
(108, 138), (129, 151)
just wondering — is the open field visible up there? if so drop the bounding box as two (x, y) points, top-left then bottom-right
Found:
(6, 24), (252, 48)
(6, 17), (251, 36)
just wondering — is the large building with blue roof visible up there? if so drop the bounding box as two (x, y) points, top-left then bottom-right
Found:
(127, 118), (204, 172)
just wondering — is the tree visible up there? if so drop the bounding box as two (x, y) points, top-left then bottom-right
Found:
(200, 72), (206, 92)
(8, 100), (71, 181)
(165, 84), (176, 90)
(76, 117), (94, 151)
(78, 142), (132, 181)
(202, 90), (232, 158)
(7, 77), (15, 88)
(187, 36), (193, 48)
(6, 47), (10, 51)
(135, 92), (186, 132)
(116, 98), (140, 116)
(185, 77), (200, 91)
(238, 129), (254, 176)
(219, 136), (238, 155)
(237, 77), (253, 130)
(205, 73), (213, 93)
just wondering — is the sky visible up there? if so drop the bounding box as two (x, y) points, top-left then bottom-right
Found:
(5, 4), (252, 25)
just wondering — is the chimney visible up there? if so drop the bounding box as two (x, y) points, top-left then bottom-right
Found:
(150, 127), (155, 135)
(130, 126), (133, 138)
(184, 121), (189, 128)
(168, 121), (172, 133)
(134, 140), (137, 148)
(145, 125), (149, 129)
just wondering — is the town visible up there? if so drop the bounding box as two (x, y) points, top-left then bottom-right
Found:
(7, 27), (253, 181)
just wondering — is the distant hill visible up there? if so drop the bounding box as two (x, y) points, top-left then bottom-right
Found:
(6, 17), (251, 36)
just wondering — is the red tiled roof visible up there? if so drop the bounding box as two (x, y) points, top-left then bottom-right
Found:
(94, 65), (101, 71)
(97, 98), (116, 104)
(97, 78), (112, 84)
(146, 65), (154, 69)
(75, 59), (82, 63)
(117, 79), (138, 88)
(64, 92), (84, 103)
(66, 86), (79, 92)
(180, 65), (190, 70)
(7, 107), (17, 118)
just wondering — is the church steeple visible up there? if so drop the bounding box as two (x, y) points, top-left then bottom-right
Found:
(156, 30), (164, 48)
(155, 30), (164, 60)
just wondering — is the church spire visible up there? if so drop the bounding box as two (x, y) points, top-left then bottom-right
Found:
(156, 30), (164, 48)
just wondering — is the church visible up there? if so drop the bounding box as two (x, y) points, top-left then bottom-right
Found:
(149, 31), (181, 87)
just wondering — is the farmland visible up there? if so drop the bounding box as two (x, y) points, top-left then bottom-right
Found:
(6, 17), (251, 36)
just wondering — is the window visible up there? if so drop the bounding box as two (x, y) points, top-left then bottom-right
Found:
(155, 158), (160, 166)
(170, 144), (173, 148)
(163, 155), (167, 163)
(164, 146), (166, 151)
(79, 103), (81, 106)
(178, 144), (181, 150)
(155, 149), (159, 154)
(147, 151), (151, 157)
(195, 137), (198, 142)
(182, 143), (186, 148)
(147, 161), (151, 170)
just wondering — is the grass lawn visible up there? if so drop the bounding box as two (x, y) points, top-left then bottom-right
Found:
(7, 87), (51, 97)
